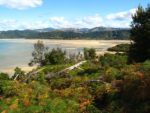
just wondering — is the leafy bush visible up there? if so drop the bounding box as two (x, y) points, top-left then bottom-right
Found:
(84, 48), (96, 60)
(99, 53), (127, 69)
(0, 45), (150, 113)
(105, 67), (122, 82)
(44, 48), (66, 65)
(0, 81), (21, 97)
(50, 78), (73, 90)
(12, 67), (25, 81)
(108, 44), (130, 53)
(0, 73), (9, 80)
(141, 60), (150, 73)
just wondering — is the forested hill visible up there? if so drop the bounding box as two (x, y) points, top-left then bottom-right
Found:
(0, 27), (130, 39)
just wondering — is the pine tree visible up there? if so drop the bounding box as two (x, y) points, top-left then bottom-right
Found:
(128, 5), (150, 63)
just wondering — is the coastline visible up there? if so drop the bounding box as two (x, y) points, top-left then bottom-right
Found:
(0, 51), (116, 75)
(0, 51), (112, 75)
(0, 66), (37, 75)
(0, 39), (130, 74)
(0, 39), (131, 48)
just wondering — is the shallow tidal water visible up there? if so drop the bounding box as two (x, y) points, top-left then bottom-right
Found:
(0, 39), (130, 71)
(0, 39), (33, 70)
(0, 39), (85, 70)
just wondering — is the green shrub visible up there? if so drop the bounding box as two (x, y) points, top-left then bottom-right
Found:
(141, 60), (150, 72)
(84, 48), (96, 60)
(85, 105), (101, 113)
(0, 81), (20, 97)
(0, 73), (9, 80)
(44, 48), (66, 65)
(12, 67), (25, 81)
(50, 78), (73, 90)
(99, 54), (127, 69)
(108, 44), (130, 53)
(36, 72), (46, 84)
(105, 67), (123, 82)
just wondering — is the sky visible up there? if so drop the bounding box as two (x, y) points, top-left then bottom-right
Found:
(0, 0), (149, 31)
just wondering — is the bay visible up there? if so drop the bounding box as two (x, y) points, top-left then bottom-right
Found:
(0, 39), (130, 71)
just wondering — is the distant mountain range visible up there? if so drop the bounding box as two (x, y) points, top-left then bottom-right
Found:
(0, 27), (130, 39)
(35, 28), (56, 32)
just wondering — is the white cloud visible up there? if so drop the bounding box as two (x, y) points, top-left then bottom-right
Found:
(75, 14), (103, 28)
(0, 0), (43, 9)
(49, 14), (103, 28)
(49, 17), (72, 28)
(0, 19), (50, 31)
(21, 21), (50, 30)
(104, 20), (130, 28)
(49, 13), (132, 29)
(103, 8), (137, 28)
(106, 8), (137, 21)
(0, 19), (17, 30)
(0, 15), (103, 30)
(0, 8), (137, 30)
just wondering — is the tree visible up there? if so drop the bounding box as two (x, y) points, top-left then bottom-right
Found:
(29, 40), (48, 66)
(44, 48), (66, 65)
(12, 67), (25, 81)
(84, 48), (96, 60)
(128, 5), (150, 63)
(0, 73), (9, 80)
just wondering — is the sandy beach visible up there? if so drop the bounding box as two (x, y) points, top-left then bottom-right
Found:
(1, 66), (37, 75)
(0, 39), (130, 74)
(0, 39), (131, 48)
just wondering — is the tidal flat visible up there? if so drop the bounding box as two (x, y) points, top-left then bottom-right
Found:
(0, 39), (130, 74)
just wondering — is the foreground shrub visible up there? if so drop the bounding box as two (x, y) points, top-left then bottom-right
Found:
(99, 53), (127, 69)
(108, 44), (130, 53)
(0, 81), (21, 97)
(0, 73), (9, 80)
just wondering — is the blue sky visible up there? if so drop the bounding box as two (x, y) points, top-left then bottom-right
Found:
(0, 0), (149, 30)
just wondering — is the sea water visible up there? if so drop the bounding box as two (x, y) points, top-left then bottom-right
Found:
(0, 39), (83, 70)
(0, 39), (120, 71)
(0, 39), (33, 70)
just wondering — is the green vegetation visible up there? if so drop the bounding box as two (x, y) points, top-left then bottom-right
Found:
(0, 4), (150, 113)
(128, 5), (150, 63)
(29, 40), (48, 66)
(0, 50), (149, 113)
(0, 27), (130, 40)
(29, 41), (69, 66)
(29, 29), (130, 40)
(108, 44), (130, 53)
(84, 48), (96, 60)
(44, 48), (66, 65)
(12, 67), (25, 81)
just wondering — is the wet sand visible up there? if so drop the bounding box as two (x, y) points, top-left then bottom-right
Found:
(0, 39), (130, 48)
(0, 39), (130, 74)
(1, 66), (37, 75)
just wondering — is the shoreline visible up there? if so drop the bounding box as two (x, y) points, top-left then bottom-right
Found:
(0, 66), (37, 75)
(0, 39), (130, 74)
(0, 39), (131, 48)
(0, 51), (109, 75)
(0, 51), (117, 75)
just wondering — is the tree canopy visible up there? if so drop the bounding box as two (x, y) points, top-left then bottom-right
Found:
(128, 5), (150, 63)
(29, 40), (48, 66)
